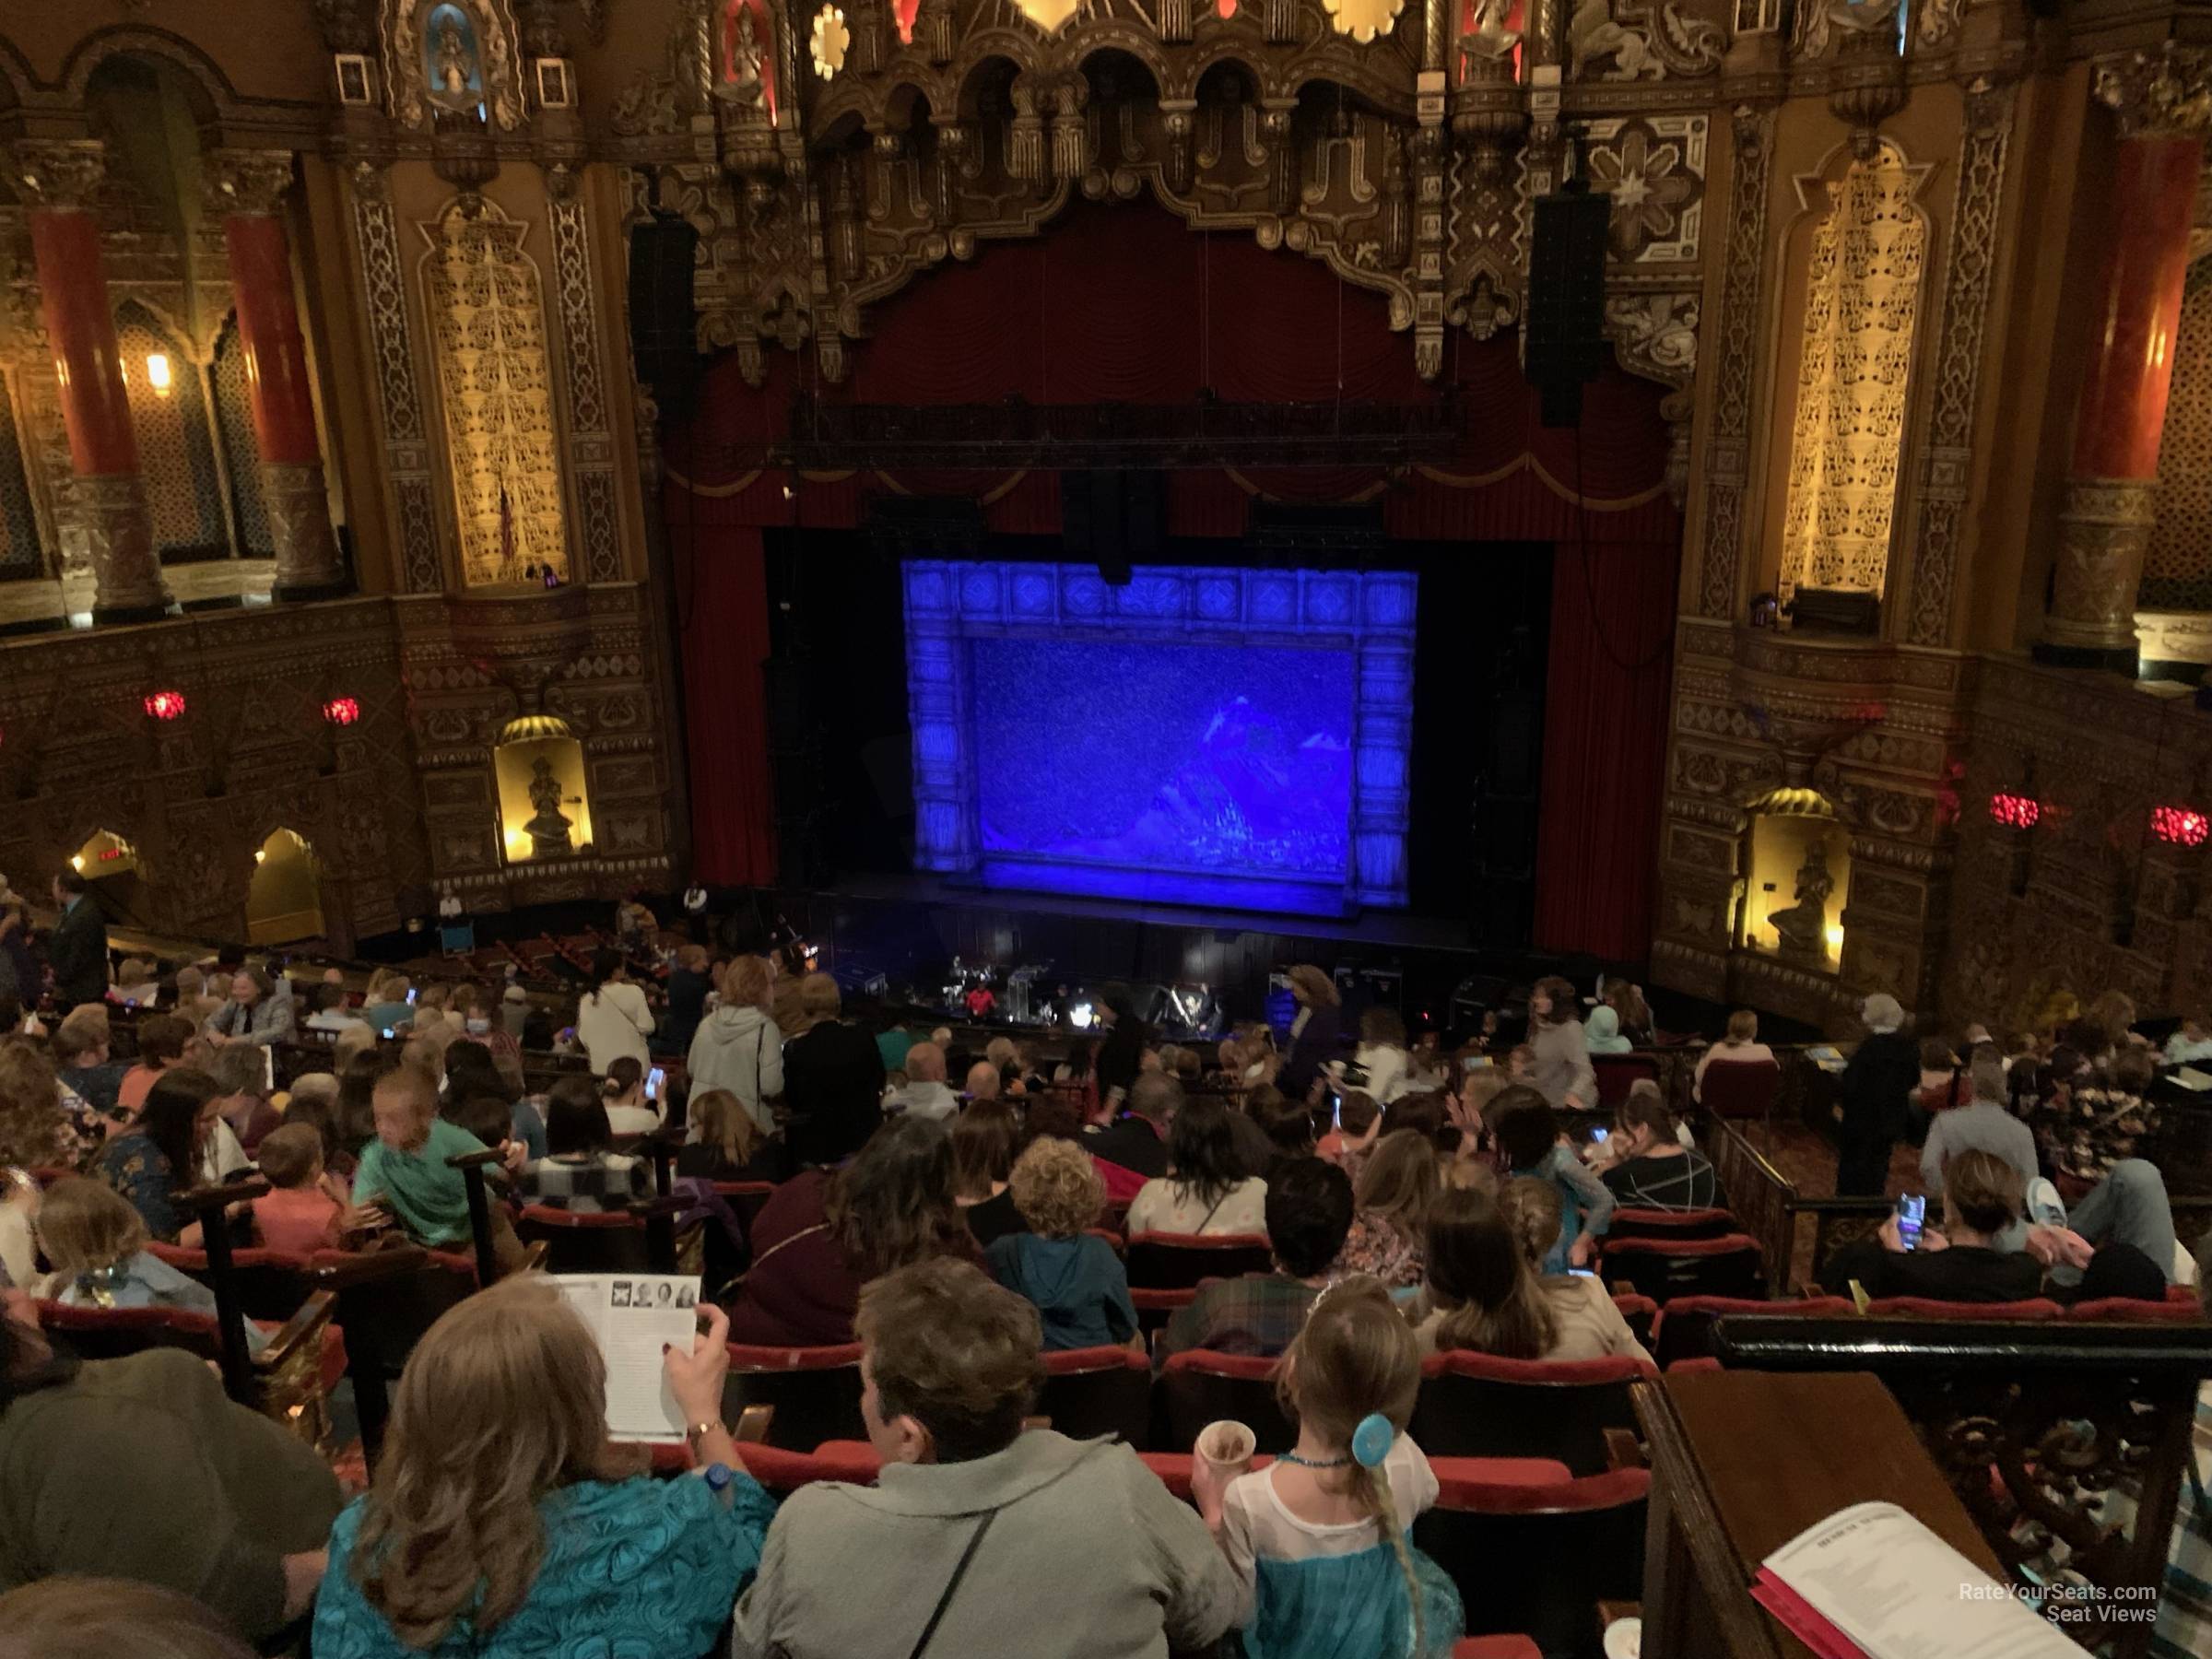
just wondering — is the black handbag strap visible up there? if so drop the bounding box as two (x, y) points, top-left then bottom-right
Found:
(907, 1508), (1000, 1659)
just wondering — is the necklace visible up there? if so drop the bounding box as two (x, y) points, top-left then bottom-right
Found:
(1277, 1448), (1351, 1469)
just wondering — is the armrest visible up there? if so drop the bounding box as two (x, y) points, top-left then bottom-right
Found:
(253, 1288), (338, 1372)
(444, 1148), (505, 1171)
(309, 1245), (434, 1288)
(1603, 1426), (1648, 1473)
(735, 1403), (774, 1443)
(521, 1239), (551, 1273)
(628, 1193), (692, 1222)
(175, 1177), (272, 1212)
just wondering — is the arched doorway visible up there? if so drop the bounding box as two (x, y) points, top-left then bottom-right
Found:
(67, 828), (147, 925)
(245, 828), (324, 945)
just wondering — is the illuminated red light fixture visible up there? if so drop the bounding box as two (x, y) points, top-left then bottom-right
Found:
(322, 695), (360, 727)
(2152, 805), (2211, 848)
(1989, 792), (2041, 830)
(142, 689), (186, 721)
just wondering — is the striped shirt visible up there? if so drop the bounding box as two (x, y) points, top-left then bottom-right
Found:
(2155, 1384), (2212, 1658)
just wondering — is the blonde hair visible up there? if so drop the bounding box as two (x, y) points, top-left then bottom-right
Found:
(1724, 1009), (1759, 1044)
(1277, 1276), (1424, 1651)
(352, 1276), (644, 1646)
(333, 1022), (379, 1070)
(1007, 1135), (1104, 1237)
(1498, 1175), (1564, 1269)
(1354, 1129), (1440, 1241)
(722, 956), (772, 1011)
(690, 1087), (765, 1171)
(52, 1004), (111, 1065)
(0, 1039), (66, 1168)
(36, 1175), (149, 1279)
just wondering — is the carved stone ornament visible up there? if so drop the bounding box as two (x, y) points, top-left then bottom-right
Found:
(1606, 292), (1699, 385)
(2095, 44), (2212, 140)
(203, 149), (298, 218)
(2046, 477), (2159, 653)
(388, 0), (527, 131)
(9, 139), (108, 212)
(74, 473), (171, 617)
(263, 461), (347, 592)
(1461, 0), (1522, 63)
(1566, 0), (1724, 82)
(1827, 1), (1908, 159)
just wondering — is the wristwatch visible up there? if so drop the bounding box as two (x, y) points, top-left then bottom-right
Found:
(686, 1418), (727, 1449)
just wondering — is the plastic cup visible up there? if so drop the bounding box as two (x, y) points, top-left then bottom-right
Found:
(1196, 1419), (1256, 1482)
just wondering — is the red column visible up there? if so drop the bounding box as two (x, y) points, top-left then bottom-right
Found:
(2041, 59), (2211, 670)
(10, 137), (169, 621)
(207, 148), (347, 598)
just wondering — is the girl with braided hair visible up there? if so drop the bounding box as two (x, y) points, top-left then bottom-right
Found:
(1190, 1275), (1464, 1658)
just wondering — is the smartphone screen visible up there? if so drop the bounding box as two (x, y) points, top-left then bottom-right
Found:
(1896, 1194), (1926, 1252)
(382, 1027), (396, 1040)
(647, 1067), (665, 1100)
(1591, 1127), (1609, 1144)
(1568, 1267), (1597, 1278)
(406, 987), (418, 1006)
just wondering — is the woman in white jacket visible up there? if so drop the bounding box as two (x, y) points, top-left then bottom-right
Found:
(575, 949), (655, 1077)
(687, 955), (783, 1135)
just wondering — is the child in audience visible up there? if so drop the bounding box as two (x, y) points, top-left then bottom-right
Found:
(1191, 1276), (1464, 1658)
(1415, 1181), (1644, 1362)
(354, 1062), (526, 1268)
(987, 1136), (1137, 1349)
(251, 1123), (347, 1253)
(1489, 1088), (1614, 1272)
(2166, 1014), (2212, 1066)
(33, 1175), (226, 1324)
(1316, 1088), (1382, 1167)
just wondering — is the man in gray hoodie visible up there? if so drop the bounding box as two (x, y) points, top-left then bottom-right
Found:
(732, 1258), (1238, 1659)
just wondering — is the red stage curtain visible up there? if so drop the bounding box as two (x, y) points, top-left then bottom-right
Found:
(670, 511), (778, 886)
(1533, 540), (1680, 964)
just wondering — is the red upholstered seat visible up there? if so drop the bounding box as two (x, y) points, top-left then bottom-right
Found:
(1604, 1206), (1740, 1243)
(1649, 1294), (1856, 1370)
(1599, 1232), (1764, 1303)
(1038, 1344), (1153, 1446)
(1159, 1347), (1297, 1453)
(1418, 1468), (1651, 1657)
(1412, 1351), (1653, 1476)
(1698, 1059), (1781, 1122)
(724, 1342), (867, 1451)
(1452, 1639), (1543, 1659)
(1859, 1297), (2065, 1320)
(1124, 1232), (1274, 1288)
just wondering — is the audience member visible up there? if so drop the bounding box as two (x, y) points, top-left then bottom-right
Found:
(352, 1064), (520, 1265)
(279, 1074), (354, 1185)
(688, 956), (783, 1135)
(305, 982), (364, 1035)
(1605, 982), (1656, 1047)
(1835, 993), (1918, 1196)
(0, 1041), (92, 1172)
(1337, 1005), (1412, 1105)
(1334, 1129), (1437, 1288)
(1915, 1036), (1961, 1119)
(317, 1277), (769, 1659)
(0, 1286), (339, 1639)
(2163, 1013), (2212, 1066)
(359, 977), (413, 1039)
(877, 1018), (916, 1076)
(675, 1087), (789, 1185)
(733, 1257), (1234, 1657)
(1279, 966), (1343, 1102)
(451, 985), (525, 1096)
(1315, 1088), (1381, 1168)
(515, 1077), (651, 1215)
(2037, 1047), (2158, 1186)
(965, 1062), (1002, 1104)
(1413, 1181), (1642, 1363)
(1194, 1276), (1463, 1659)
(0, 1577), (263, 1659)
(987, 1137), (1136, 1350)
(596, 1055), (664, 1136)
(1125, 1095), (1267, 1236)
(575, 949), (654, 1077)
(1248, 1084), (1316, 1177)
(49, 1007), (127, 1121)
(727, 1115), (971, 1347)
(1092, 986), (1153, 1111)
(951, 1100), (1025, 1247)
(331, 1020), (378, 1076)
(250, 1123), (347, 1253)
(782, 972), (887, 1168)
(1159, 1159), (1355, 1359)
(883, 1039), (957, 1124)
(1693, 1010), (1775, 1100)
(1524, 977), (1594, 1112)
(1920, 1053), (2038, 1203)
(0, 877), (32, 1012)
(1601, 1091), (1724, 1212)
(45, 872), (107, 1014)
(204, 968), (295, 1050)
(1490, 1088), (1614, 1272)
(113, 1013), (191, 1120)
(661, 944), (713, 1059)
(1088, 1070), (1179, 1198)
(1583, 1003), (1632, 1057)
(95, 1069), (235, 1244)
(206, 1044), (279, 1156)
(1828, 1148), (2043, 1303)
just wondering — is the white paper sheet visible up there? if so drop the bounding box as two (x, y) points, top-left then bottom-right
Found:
(554, 1273), (705, 1442)
(1761, 1501), (2101, 1659)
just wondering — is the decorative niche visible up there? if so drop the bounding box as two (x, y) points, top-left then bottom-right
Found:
(1738, 787), (1851, 971)
(493, 713), (593, 863)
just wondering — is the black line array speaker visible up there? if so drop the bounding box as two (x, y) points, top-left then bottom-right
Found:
(629, 216), (700, 421)
(1062, 471), (1164, 584)
(1524, 186), (1611, 429)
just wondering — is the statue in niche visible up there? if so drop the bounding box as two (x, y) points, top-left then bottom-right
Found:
(425, 5), (483, 114)
(721, 0), (766, 105)
(524, 757), (576, 857)
(1769, 840), (1836, 959)
(1462, 0), (1523, 64)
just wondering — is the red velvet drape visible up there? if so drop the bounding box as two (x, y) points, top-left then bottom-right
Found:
(670, 515), (779, 886)
(666, 201), (1684, 958)
(1532, 541), (1680, 963)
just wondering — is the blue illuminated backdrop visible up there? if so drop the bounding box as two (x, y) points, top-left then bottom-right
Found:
(903, 561), (1418, 917)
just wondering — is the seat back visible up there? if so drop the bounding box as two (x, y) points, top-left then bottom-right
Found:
(1038, 1346), (1153, 1448)
(1608, 1292), (1660, 1351)
(147, 1242), (316, 1323)
(709, 1181), (778, 1242)
(1125, 1232), (1274, 1290)
(1599, 1234), (1764, 1304)
(1603, 1206), (1739, 1244)
(1414, 1468), (1650, 1657)
(1858, 1296), (2066, 1320)
(1590, 1054), (1660, 1108)
(1411, 1351), (1654, 1476)
(2068, 1297), (2210, 1324)
(310, 1247), (477, 1467)
(1158, 1349), (1298, 1454)
(35, 1300), (223, 1363)
(1698, 1060), (1780, 1121)
(514, 1205), (654, 1273)
(724, 1344), (867, 1452)
(1650, 1296), (1856, 1371)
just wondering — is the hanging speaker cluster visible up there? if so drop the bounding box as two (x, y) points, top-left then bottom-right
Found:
(628, 216), (700, 423)
(1523, 180), (1612, 429)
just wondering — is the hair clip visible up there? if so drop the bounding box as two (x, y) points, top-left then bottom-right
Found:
(1351, 1412), (1394, 1469)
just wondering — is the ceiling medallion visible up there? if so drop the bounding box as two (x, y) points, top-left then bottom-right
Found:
(1014, 0), (1083, 33)
(1322, 0), (1404, 42)
(810, 5), (851, 78)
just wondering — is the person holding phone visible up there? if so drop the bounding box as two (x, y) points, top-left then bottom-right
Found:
(598, 1056), (664, 1137)
(1823, 1149), (2043, 1303)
